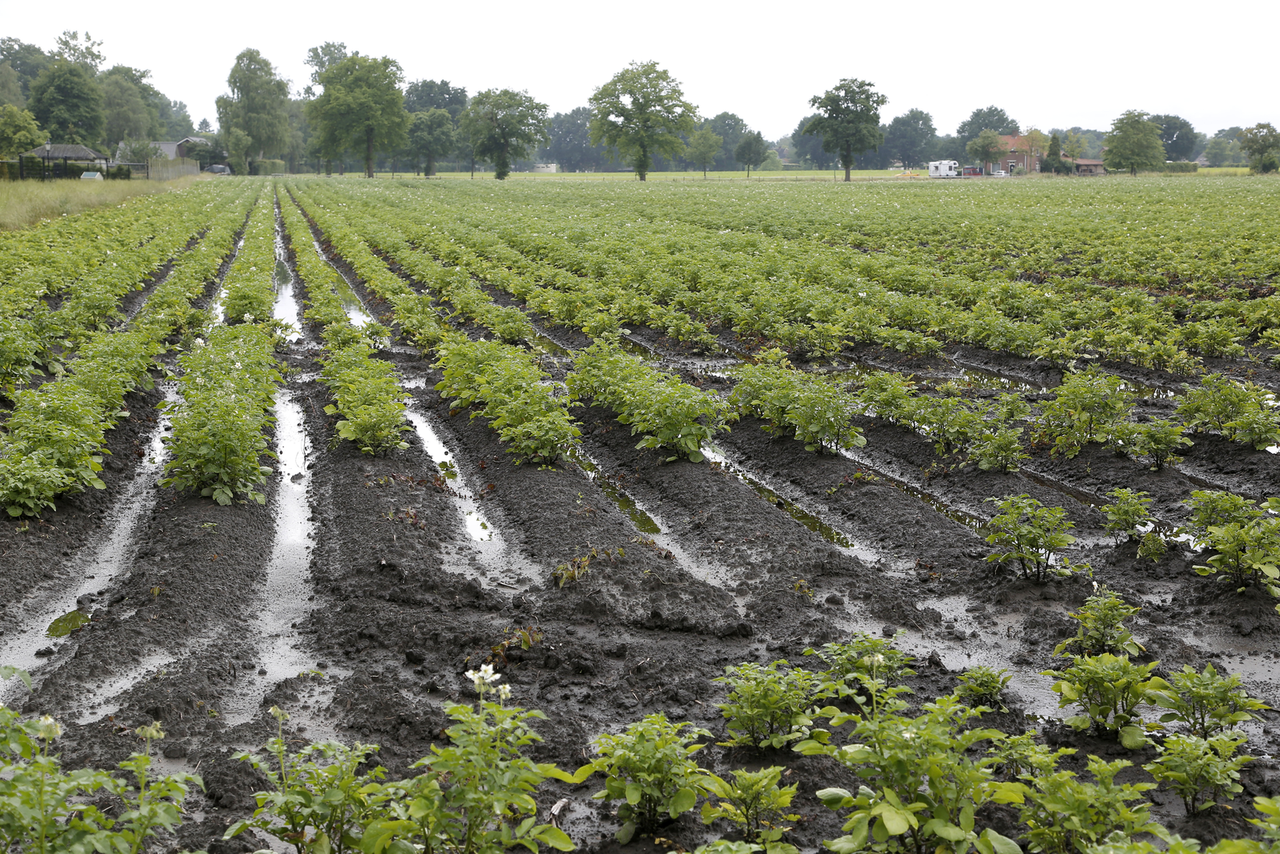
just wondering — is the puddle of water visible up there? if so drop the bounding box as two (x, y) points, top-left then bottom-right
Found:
(702, 444), (883, 565)
(406, 408), (495, 542)
(567, 450), (660, 534)
(272, 234), (302, 342)
(0, 392), (174, 703)
(222, 391), (316, 726)
(312, 237), (373, 328)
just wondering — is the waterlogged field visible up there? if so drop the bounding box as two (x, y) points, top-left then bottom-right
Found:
(2, 175), (1279, 852)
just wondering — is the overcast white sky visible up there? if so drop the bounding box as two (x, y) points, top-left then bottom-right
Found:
(7, 0), (1273, 142)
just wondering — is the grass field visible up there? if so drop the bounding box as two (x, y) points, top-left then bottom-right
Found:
(0, 175), (198, 231)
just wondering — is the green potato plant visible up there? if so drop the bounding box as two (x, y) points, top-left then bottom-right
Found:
(576, 713), (711, 844)
(1043, 654), (1170, 748)
(1053, 584), (1144, 658)
(1156, 663), (1270, 739)
(714, 661), (823, 749)
(1144, 734), (1250, 813)
(985, 494), (1077, 583)
(1100, 489), (1153, 544)
(700, 766), (799, 854)
(992, 756), (1163, 854)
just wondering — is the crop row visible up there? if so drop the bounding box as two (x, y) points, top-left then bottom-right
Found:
(0, 184), (243, 400)
(0, 183), (259, 516)
(160, 190), (285, 505)
(278, 190), (410, 455)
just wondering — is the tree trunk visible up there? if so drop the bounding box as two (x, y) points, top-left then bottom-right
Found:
(427, 154), (436, 176)
(365, 130), (374, 178)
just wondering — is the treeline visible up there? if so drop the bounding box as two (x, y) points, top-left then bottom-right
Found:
(0, 32), (202, 165)
(4, 34), (1277, 177)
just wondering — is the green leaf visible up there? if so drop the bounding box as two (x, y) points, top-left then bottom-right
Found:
(1119, 725), (1149, 749)
(670, 786), (697, 816)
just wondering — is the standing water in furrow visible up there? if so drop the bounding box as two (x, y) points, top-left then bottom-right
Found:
(0, 389), (176, 706)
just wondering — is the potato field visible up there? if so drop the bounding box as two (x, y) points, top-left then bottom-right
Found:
(1, 175), (1279, 853)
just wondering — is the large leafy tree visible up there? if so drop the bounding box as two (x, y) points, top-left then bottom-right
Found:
(883, 108), (935, 169)
(0, 103), (43, 158)
(407, 108), (455, 175)
(53, 31), (104, 74)
(0, 38), (51, 101)
(1103, 110), (1165, 175)
(216, 49), (289, 164)
(685, 125), (722, 177)
(459, 89), (547, 180)
(589, 61), (695, 182)
(543, 106), (607, 173)
(956, 106), (1019, 144)
(303, 41), (347, 98)
(966, 128), (1006, 173)
(1237, 123), (1280, 173)
(404, 79), (468, 121)
(706, 111), (748, 171)
(1151, 114), (1197, 161)
(28, 60), (103, 145)
(308, 54), (409, 178)
(0, 63), (25, 108)
(803, 78), (886, 182)
(734, 131), (769, 177)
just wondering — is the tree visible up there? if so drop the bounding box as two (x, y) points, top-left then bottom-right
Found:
(706, 111), (748, 170)
(100, 74), (153, 149)
(1151, 114), (1197, 161)
(118, 138), (164, 163)
(686, 125), (722, 177)
(589, 61), (696, 181)
(956, 106), (1019, 143)
(883, 108), (935, 169)
(53, 31), (104, 74)
(0, 63), (24, 109)
(1041, 133), (1071, 175)
(303, 42), (347, 97)
(804, 79), (886, 182)
(308, 54), (409, 178)
(1237, 123), (1280, 173)
(966, 129), (1006, 173)
(0, 38), (51, 101)
(543, 107), (607, 173)
(404, 79), (467, 120)
(198, 117), (211, 133)
(459, 89), (547, 180)
(1103, 110), (1165, 175)
(407, 108), (455, 175)
(734, 130), (768, 177)
(0, 104), (42, 158)
(28, 60), (103, 145)
(216, 49), (289, 164)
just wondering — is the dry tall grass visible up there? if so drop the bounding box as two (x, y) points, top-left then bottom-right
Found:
(0, 176), (199, 231)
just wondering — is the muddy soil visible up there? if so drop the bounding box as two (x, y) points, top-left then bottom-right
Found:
(3, 208), (1279, 853)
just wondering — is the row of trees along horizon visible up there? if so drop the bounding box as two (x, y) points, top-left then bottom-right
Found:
(2, 34), (1278, 179)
